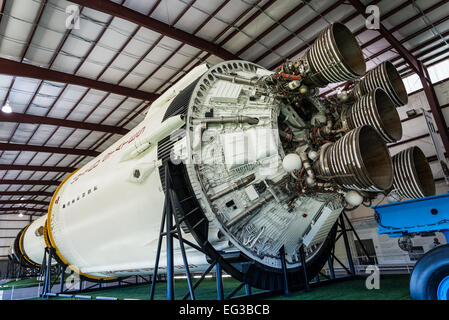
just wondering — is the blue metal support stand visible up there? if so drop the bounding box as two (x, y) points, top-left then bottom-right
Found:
(165, 201), (174, 301)
(149, 194), (167, 300)
(216, 263), (224, 300)
(245, 283), (251, 296)
(40, 247), (58, 298)
(17, 257), (23, 279)
(149, 164), (197, 300)
(279, 245), (290, 296)
(299, 245), (310, 292)
(327, 256), (335, 280)
(339, 215), (355, 276)
(59, 265), (66, 293)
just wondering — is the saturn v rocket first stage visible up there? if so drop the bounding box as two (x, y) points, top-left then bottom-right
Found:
(11, 22), (436, 289)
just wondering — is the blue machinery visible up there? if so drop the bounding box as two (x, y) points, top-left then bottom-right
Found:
(373, 192), (449, 300)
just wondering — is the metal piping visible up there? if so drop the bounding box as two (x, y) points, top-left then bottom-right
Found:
(209, 174), (256, 201)
(194, 116), (259, 125)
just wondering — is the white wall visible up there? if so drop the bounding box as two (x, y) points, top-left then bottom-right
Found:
(0, 214), (36, 260)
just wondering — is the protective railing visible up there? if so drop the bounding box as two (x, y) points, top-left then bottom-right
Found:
(322, 253), (419, 277)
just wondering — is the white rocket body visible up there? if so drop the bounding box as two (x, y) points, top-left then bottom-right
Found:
(19, 65), (212, 278)
(21, 215), (48, 265)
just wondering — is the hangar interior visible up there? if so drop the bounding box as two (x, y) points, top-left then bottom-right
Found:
(0, 0), (449, 300)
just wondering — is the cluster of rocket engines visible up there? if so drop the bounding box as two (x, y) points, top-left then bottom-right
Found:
(9, 22), (435, 289)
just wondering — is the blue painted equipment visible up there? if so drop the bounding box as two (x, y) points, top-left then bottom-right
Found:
(373, 192), (449, 241)
(372, 192), (449, 300)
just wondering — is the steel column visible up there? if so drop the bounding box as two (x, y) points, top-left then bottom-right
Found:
(59, 265), (67, 293)
(339, 215), (356, 276)
(419, 62), (449, 155)
(328, 256), (336, 280)
(165, 192), (174, 300)
(245, 283), (252, 296)
(216, 263), (224, 300)
(279, 245), (291, 296)
(299, 245), (310, 292)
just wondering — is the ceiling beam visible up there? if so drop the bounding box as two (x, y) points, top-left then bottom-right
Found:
(347, 0), (421, 74)
(0, 191), (54, 197)
(359, 0), (447, 53)
(263, 0), (348, 68)
(399, 47), (449, 76)
(0, 207), (47, 214)
(0, 0), (6, 26)
(0, 200), (49, 205)
(68, 0), (238, 61)
(0, 112), (129, 135)
(0, 179), (60, 186)
(234, 1), (308, 57)
(401, 54), (449, 79)
(0, 142), (100, 157)
(152, 0), (265, 94)
(0, 165), (75, 173)
(427, 154), (444, 163)
(0, 58), (159, 101)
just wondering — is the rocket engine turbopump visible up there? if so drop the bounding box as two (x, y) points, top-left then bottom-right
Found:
(11, 22), (435, 290)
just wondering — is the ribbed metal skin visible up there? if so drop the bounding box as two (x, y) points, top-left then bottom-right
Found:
(306, 23), (365, 87)
(346, 88), (402, 143)
(319, 126), (393, 192)
(392, 147), (435, 199)
(354, 61), (408, 107)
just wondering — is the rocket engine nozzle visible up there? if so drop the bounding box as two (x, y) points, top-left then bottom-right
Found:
(353, 61), (408, 107)
(345, 88), (402, 143)
(392, 146), (435, 199)
(303, 22), (366, 87)
(315, 125), (393, 192)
